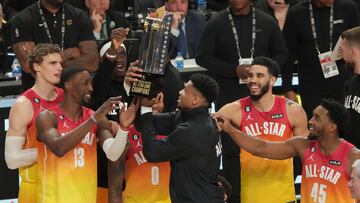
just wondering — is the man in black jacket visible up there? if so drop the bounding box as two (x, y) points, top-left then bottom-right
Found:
(139, 73), (224, 203)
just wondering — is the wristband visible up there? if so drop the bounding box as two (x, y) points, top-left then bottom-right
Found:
(90, 115), (97, 124)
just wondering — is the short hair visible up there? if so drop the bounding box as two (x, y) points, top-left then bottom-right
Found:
(341, 26), (360, 49)
(353, 160), (360, 178)
(320, 98), (348, 138)
(60, 67), (88, 89)
(251, 57), (280, 78)
(28, 43), (61, 74)
(190, 73), (219, 104)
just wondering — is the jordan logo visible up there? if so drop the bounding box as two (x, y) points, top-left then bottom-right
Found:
(308, 154), (315, 162)
(246, 113), (254, 121)
(135, 140), (142, 148)
(63, 120), (70, 129)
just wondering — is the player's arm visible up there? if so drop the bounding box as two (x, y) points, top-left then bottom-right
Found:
(61, 40), (99, 72)
(108, 144), (129, 203)
(5, 97), (36, 169)
(214, 113), (303, 160)
(36, 109), (97, 157)
(286, 99), (309, 136)
(12, 41), (35, 73)
(98, 98), (138, 161)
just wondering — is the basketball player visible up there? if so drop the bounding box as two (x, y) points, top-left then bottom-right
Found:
(216, 56), (308, 203)
(123, 125), (171, 203)
(215, 98), (360, 202)
(35, 67), (138, 203)
(5, 43), (63, 203)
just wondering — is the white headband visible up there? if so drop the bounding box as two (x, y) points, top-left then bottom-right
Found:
(99, 41), (126, 57)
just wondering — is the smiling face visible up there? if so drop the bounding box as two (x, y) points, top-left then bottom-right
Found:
(308, 105), (332, 138)
(33, 53), (63, 85)
(111, 47), (128, 82)
(67, 71), (93, 105)
(177, 81), (201, 109)
(247, 65), (275, 101)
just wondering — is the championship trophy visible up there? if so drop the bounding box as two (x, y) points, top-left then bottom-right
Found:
(130, 14), (173, 98)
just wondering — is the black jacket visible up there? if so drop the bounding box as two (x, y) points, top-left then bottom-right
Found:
(140, 107), (224, 203)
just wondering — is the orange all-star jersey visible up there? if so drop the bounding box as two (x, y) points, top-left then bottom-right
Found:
(18, 87), (63, 203)
(239, 96), (296, 203)
(301, 140), (355, 203)
(37, 105), (97, 203)
(123, 126), (171, 203)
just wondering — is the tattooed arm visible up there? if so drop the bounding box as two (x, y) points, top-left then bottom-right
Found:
(12, 41), (35, 73)
(61, 40), (99, 72)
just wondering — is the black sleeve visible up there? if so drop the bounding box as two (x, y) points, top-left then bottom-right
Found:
(140, 112), (195, 162)
(77, 9), (95, 42)
(196, 18), (238, 78)
(281, 8), (298, 92)
(268, 19), (288, 70)
(11, 11), (34, 44)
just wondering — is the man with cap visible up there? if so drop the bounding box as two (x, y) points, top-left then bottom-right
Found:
(138, 73), (225, 202)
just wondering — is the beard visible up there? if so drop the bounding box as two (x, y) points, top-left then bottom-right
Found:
(345, 62), (355, 72)
(249, 82), (270, 101)
(47, 0), (64, 8)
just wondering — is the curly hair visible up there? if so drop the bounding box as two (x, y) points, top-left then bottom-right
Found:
(28, 43), (61, 74)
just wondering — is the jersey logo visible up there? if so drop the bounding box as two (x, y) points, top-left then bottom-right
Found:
(34, 97), (40, 103)
(310, 146), (316, 153)
(329, 160), (341, 166)
(133, 134), (139, 141)
(271, 113), (283, 119)
(135, 140), (142, 148)
(245, 112), (254, 121)
(245, 106), (251, 112)
(63, 120), (70, 129)
(59, 114), (64, 120)
(308, 153), (315, 162)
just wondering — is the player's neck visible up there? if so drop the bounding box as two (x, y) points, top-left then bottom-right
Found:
(252, 94), (275, 112)
(32, 82), (57, 101)
(354, 62), (360, 74)
(60, 97), (83, 122)
(318, 135), (341, 156)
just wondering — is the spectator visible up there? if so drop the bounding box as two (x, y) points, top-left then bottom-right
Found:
(282, 0), (360, 118)
(85, 0), (129, 44)
(11, 0), (99, 91)
(165, 0), (206, 59)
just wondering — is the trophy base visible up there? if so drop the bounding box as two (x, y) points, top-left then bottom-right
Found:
(129, 73), (164, 98)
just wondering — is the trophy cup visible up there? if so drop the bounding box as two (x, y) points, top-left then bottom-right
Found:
(130, 14), (173, 98)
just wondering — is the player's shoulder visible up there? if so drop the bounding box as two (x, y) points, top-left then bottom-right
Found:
(218, 100), (242, 114)
(12, 95), (33, 109)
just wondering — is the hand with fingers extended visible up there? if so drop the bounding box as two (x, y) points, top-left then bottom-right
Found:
(211, 113), (232, 134)
(119, 97), (140, 129)
(90, 7), (103, 33)
(93, 96), (123, 122)
(152, 92), (164, 113)
(125, 60), (144, 86)
(109, 27), (129, 52)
